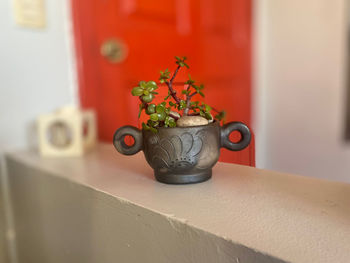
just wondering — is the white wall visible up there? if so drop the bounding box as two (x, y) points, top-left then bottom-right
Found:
(0, 0), (77, 151)
(254, 0), (350, 183)
(0, 1), (77, 261)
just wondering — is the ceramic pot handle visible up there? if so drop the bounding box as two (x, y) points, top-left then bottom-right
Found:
(221, 122), (251, 151)
(113, 125), (143, 155)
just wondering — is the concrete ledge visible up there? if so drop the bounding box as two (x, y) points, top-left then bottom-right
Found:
(5, 144), (350, 262)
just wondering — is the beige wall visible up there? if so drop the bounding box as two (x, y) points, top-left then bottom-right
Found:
(254, 0), (350, 182)
(0, 1), (77, 262)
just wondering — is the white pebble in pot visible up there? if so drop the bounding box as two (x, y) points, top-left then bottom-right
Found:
(176, 116), (209, 127)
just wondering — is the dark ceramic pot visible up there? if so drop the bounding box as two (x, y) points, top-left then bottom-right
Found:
(113, 121), (251, 184)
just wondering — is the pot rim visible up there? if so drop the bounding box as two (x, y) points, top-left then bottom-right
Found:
(143, 120), (219, 132)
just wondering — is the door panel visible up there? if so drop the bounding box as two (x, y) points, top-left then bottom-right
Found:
(72, 0), (254, 166)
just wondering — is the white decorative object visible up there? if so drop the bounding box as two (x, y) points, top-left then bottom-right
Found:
(37, 106), (97, 157)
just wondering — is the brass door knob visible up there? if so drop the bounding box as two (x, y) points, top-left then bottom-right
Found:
(100, 39), (128, 63)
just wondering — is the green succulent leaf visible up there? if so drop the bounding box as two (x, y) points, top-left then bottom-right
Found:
(179, 100), (187, 110)
(142, 94), (154, 103)
(204, 104), (212, 112)
(157, 111), (166, 121)
(164, 90), (171, 100)
(164, 116), (170, 124)
(168, 118), (176, 127)
(150, 113), (159, 121)
(131, 87), (144, 96)
(199, 91), (205, 97)
(139, 81), (147, 89)
(144, 121), (158, 133)
(215, 111), (227, 123)
(146, 81), (158, 91)
(205, 112), (213, 120)
(142, 122), (150, 130)
(163, 69), (170, 78)
(159, 69), (170, 83)
(175, 56), (188, 68)
(152, 121), (160, 127)
(156, 105), (165, 113)
(146, 104), (156, 115)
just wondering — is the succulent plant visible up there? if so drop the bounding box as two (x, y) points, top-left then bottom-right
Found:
(131, 56), (226, 132)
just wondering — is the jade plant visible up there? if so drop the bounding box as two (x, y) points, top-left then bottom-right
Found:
(131, 56), (226, 132)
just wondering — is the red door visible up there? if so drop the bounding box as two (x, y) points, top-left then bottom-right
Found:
(72, 0), (254, 166)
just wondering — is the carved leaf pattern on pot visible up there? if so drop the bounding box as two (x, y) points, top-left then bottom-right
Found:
(148, 131), (216, 172)
(195, 130), (218, 169)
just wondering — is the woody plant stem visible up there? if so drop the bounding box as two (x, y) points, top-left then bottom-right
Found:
(164, 65), (197, 116)
(165, 65), (181, 105)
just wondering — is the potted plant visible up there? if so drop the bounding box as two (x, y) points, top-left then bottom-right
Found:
(113, 56), (251, 184)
